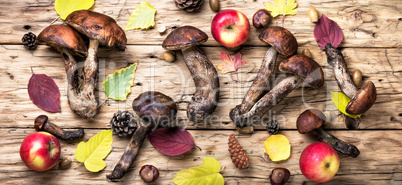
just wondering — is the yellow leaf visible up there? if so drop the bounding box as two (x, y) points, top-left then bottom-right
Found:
(75, 130), (113, 172)
(172, 157), (224, 185)
(264, 134), (291, 162)
(55, 0), (94, 20)
(125, 1), (156, 30)
(330, 91), (361, 118)
(264, 0), (298, 18)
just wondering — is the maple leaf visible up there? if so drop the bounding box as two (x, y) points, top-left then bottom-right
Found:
(264, 0), (298, 27)
(216, 51), (246, 81)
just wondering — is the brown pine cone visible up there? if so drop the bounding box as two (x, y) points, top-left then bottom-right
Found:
(174, 0), (204, 12)
(22, 32), (37, 49)
(266, 120), (280, 135)
(228, 133), (249, 170)
(110, 110), (137, 137)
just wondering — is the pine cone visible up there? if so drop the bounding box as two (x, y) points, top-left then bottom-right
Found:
(228, 133), (249, 170)
(266, 120), (280, 135)
(174, 0), (204, 12)
(22, 32), (37, 49)
(110, 110), (137, 137)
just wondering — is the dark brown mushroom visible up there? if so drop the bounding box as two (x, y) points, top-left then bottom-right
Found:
(162, 26), (219, 122)
(346, 81), (377, 114)
(296, 109), (360, 158)
(65, 10), (127, 118)
(230, 26), (298, 132)
(37, 25), (89, 116)
(107, 91), (177, 181)
(34, 115), (84, 141)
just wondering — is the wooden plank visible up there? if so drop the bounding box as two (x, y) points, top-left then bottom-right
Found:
(0, 129), (400, 184)
(1, 0), (401, 47)
(1, 45), (401, 130)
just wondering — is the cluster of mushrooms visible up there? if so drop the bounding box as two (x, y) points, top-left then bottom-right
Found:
(36, 8), (378, 181)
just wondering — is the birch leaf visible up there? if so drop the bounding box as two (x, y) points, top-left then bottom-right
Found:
(55, 0), (94, 20)
(125, 1), (156, 30)
(102, 63), (138, 100)
(172, 157), (224, 185)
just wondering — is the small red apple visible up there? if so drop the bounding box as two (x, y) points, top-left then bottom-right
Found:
(211, 9), (250, 48)
(20, 131), (61, 172)
(299, 142), (340, 183)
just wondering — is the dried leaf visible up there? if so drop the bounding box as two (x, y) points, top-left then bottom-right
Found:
(28, 68), (60, 112)
(125, 1), (156, 30)
(172, 157), (224, 185)
(314, 14), (344, 49)
(330, 91), (361, 118)
(55, 0), (94, 20)
(102, 63), (138, 100)
(264, 134), (291, 162)
(264, 0), (298, 18)
(148, 127), (198, 156)
(75, 130), (113, 172)
(217, 51), (246, 81)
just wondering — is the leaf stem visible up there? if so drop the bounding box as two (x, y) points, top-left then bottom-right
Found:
(49, 16), (60, 26)
(282, 14), (285, 27)
(235, 71), (240, 81)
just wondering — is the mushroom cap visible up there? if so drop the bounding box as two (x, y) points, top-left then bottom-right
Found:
(37, 25), (87, 57)
(65, 10), (127, 50)
(279, 54), (324, 88)
(258, 26), (298, 57)
(132, 91), (177, 125)
(34, 115), (48, 131)
(162, 26), (208, 50)
(296, 109), (325, 134)
(346, 81), (377, 114)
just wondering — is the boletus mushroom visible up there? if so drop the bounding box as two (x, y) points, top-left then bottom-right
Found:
(65, 10), (127, 118)
(325, 43), (377, 128)
(162, 26), (219, 122)
(230, 26), (298, 132)
(107, 91), (177, 181)
(296, 109), (360, 158)
(37, 25), (88, 116)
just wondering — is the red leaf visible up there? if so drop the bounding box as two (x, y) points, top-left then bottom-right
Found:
(148, 127), (198, 156)
(217, 51), (247, 81)
(28, 68), (61, 112)
(314, 14), (343, 49)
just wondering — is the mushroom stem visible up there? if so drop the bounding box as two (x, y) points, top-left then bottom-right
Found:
(311, 128), (360, 158)
(107, 121), (151, 181)
(34, 115), (84, 141)
(230, 47), (278, 129)
(232, 76), (302, 127)
(181, 46), (219, 122)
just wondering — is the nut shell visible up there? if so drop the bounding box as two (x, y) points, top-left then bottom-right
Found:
(296, 109), (325, 134)
(259, 26), (298, 57)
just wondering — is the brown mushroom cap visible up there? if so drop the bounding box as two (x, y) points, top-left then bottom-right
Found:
(37, 25), (87, 57)
(346, 81), (377, 114)
(65, 10), (127, 50)
(162, 26), (208, 50)
(34, 115), (48, 131)
(279, 54), (324, 88)
(132, 91), (178, 125)
(258, 26), (298, 57)
(296, 109), (325, 134)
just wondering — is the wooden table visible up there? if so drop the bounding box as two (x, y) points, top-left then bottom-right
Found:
(1, 0), (401, 184)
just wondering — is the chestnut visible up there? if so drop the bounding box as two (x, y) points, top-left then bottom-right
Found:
(140, 165), (159, 183)
(270, 168), (290, 185)
(253, 9), (272, 28)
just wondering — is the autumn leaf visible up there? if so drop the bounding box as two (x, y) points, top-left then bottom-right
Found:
(172, 157), (224, 185)
(330, 91), (361, 118)
(264, 0), (298, 27)
(75, 130), (113, 172)
(102, 63), (138, 101)
(125, 1), (156, 30)
(264, 134), (291, 162)
(55, 0), (94, 20)
(148, 127), (199, 156)
(217, 51), (246, 81)
(28, 68), (61, 112)
(314, 14), (344, 49)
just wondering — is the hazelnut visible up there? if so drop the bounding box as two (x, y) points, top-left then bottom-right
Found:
(209, 0), (220, 12)
(163, 51), (176, 62)
(270, 168), (290, 185)
(140, 165), (159, 183)
(253, 9), (272, 28)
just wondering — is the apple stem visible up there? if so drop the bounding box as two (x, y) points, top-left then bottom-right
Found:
(312, 128), (360, 158)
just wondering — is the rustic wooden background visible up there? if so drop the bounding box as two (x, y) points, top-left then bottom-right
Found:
(0, 0), (401, 184)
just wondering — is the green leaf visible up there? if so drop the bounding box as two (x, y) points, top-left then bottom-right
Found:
(330, 91), (361, 118)
(172, 157), (224, 185)
(55, 0), (94, 20)
(75, 130), (113, 172)
(125, 1), (156, 30)
(102, 63), (138, 100)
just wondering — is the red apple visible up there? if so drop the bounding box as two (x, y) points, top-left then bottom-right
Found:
(20, 131), (61, 172)
(299, 142), (340, 183)
(211, 9), (250, 48)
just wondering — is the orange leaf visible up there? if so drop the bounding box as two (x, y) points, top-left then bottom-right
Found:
(216, 51), (246, 81)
